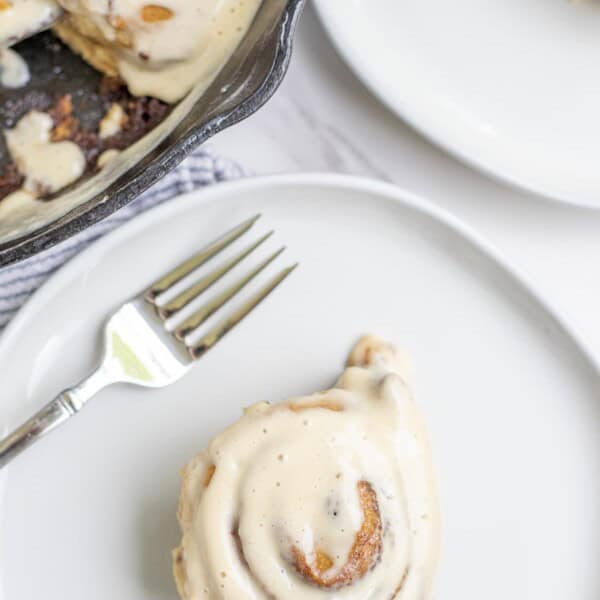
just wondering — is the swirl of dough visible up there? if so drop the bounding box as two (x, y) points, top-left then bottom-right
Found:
(173, 336), (439, 599)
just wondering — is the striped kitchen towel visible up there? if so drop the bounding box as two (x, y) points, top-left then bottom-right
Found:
(0, 147), (245, 332)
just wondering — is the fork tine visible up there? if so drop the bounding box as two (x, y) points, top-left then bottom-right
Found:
(187, 264), (298, 360)
(174, 247), (286, 340)
(157, 231), (274, 320)
(145, 214), (260, 302)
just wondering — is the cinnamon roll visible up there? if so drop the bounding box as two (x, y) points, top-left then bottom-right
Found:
(173, 336), (439, 599)
(1, 0), (263, 103)
(51, 0), (263, 103)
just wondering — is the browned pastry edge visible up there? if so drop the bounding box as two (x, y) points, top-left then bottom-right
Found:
(291, 480), (383, 589)
(172, 546), (187, 599)
(347, 335), (396, 369)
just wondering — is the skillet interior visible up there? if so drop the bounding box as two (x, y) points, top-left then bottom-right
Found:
(0, 0), (305, 266)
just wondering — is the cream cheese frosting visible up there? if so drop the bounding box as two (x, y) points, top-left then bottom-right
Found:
(0, 0), (59, 91)
(0, 0), (62, 47)
(173, 336), (439, 600)
(98, 102), (125, 139)
(0, 47), (30, 87)
(4, 110), (86, 195)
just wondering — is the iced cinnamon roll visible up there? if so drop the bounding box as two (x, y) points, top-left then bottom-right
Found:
(52, 0), (263, 102)
(0, 0), (262, 102)
(173, 336), (439, 599)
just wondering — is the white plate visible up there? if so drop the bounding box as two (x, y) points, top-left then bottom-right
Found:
(1, 174), (599, 599)
(313, 0), (600, 206)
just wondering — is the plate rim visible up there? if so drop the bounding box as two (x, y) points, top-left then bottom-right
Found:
(1, 172), (598, 380)
(312, 1), (600, 209)
(2, 173), (599, 600)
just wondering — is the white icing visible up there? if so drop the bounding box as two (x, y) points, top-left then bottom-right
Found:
(0, 189), (42, 230)
(175, 338), (439, 600)
(0, 0), (62, 46)
(96, 148), (119, 168)
(4, 110), (86, 195)
(98, 102), (125, 139)
(56, 0), (262, 102)
(0, 47), (30, 87)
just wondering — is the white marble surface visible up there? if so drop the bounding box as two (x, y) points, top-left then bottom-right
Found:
(212, 4), (600, 359)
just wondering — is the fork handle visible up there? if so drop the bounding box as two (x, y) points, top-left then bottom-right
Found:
(0, 370), (109, 469)
(0, 394), (77, 469)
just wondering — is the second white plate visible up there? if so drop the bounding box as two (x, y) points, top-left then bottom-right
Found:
(1, 175), (599, 599)
(314, 0), (600, 206)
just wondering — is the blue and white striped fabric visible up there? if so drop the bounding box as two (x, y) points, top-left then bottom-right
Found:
(0, 147), (244, 332)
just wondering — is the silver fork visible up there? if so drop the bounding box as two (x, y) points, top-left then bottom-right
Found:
(0, 216), (296, 469)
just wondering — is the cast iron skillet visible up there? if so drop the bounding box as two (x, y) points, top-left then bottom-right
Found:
(0, 0), (305, 266)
